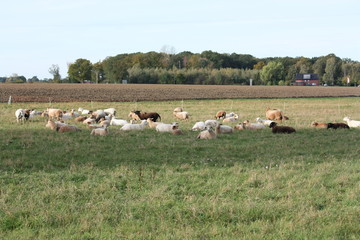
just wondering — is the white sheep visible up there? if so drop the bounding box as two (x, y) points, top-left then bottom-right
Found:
(204, 120), (219, 128)
(225, 112), (237, 118)
(29, 110), (42, 119)
(62, 109), (77, 120)
(78, 107), (92, 115)
(223, 114), (239, 123)
(243, 120), (266, 130)
(104, 108), (116, 116)
(215, 123), (233, 134)
(120, 120), (148, 131)
(191, 121), (206, 131)
(110, 116), (129, 126)
(343, 116), (360, 128)
(15, 109), (30, 123)
(156, 122), (179, 133)
(83, 117), (96, 125)
(256, 117), (274, 126)
(173, 111), (189, 120)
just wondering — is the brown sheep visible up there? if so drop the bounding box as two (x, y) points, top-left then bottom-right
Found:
(327, 123), (350, 129)
(171, 125), (183, 135)
(265, 107), (288, 121)
(234, 124), (244, 130)
(269, 122), (295, 134)
(215, 111), (226, 119)
(131, 111), (161, 122)
(75, 116), (88, 122)
(311, 122), (328, 128)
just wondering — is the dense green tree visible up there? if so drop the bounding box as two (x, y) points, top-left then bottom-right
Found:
(286, 65), (297, 82)
(253, 61), (265, 70)
(92, 61), (104, 83)
(230, 54), (258, 69)
(28, 76), (39, 83)
(60, 51), (359, 86)
(260, 61), (285, 85)
(102, 54), (132, 83)
(312, 57), (327, 82)
(323, 56), (342, 85)
(296, 57), (312, 73)
(68, 58), (92, 83)
(201, 50), (223, 69)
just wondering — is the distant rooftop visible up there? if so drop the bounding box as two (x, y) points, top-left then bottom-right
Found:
(296, 73), (319, 80)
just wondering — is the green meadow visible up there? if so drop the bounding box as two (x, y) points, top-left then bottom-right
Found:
(1, 98), (360, 239)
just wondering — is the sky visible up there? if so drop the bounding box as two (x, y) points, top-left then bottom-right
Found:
(1, 0), (359, 79)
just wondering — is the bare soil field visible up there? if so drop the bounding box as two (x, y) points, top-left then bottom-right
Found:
(1, 83), (360, 102)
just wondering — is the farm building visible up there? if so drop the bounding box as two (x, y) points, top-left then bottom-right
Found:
(294, 73), (320, 86)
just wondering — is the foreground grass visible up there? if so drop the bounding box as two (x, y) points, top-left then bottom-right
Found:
(1, 98), (360, 239)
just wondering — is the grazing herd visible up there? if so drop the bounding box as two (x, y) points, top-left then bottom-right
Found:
(14, 106), (356, 139)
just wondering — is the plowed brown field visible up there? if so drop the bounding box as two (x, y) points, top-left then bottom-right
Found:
(1, 83), (360, 102)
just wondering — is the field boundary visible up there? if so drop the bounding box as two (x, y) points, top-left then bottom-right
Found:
(1, 83), (360, 102)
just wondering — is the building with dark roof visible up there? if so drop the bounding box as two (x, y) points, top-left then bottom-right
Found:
(294, 73), (320, 86)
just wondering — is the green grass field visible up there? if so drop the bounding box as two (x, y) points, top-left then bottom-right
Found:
(1, 98), (360, 239)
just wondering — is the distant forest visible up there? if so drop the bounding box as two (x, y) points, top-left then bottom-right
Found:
(2, 51), (360, 86)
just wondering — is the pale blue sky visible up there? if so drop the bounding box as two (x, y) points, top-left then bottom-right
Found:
(1, 0), (359, 79)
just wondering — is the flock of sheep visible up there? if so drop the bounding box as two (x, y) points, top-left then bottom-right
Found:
(14, 106), (359, 139)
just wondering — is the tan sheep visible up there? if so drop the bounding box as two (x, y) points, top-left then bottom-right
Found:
(311, 121), (328, 128)
(197, 127), (217, 139)
(265, 107), (287, 121)
(91, 127), (109, 136)
(56, 125), (81, 133)
(46, 120), (66, 130)
(173, 111), (189, 120)
(173, 107), (183, 113)
(100, 119), (110, 128)
(47, 108), (64, 121)
(147, 118), (162, 128)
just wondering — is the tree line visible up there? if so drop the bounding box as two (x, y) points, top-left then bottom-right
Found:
(2, 51), (360, 85)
